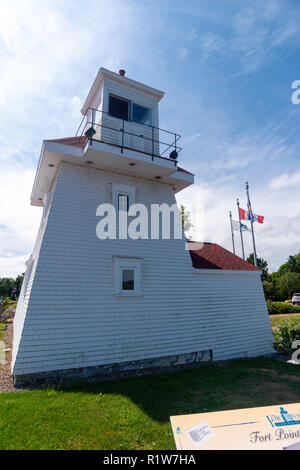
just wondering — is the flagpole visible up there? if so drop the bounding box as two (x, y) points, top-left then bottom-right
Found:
(229, 211), (235, 254)
(245, 181), (258, 267)
(236, 198), (245, 260)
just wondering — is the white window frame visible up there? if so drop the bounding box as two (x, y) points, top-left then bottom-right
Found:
(113, 257), (142, 296)
(112, 184), (135, 214)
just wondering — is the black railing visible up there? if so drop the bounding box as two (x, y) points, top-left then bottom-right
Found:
(76, 108), (182, 164)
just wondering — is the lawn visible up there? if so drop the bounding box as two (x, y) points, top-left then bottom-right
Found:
(270, 314), (300, 328)
(1, 357), (300, 450)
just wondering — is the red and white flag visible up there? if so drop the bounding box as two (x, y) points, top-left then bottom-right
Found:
(239, 207), (264, 224)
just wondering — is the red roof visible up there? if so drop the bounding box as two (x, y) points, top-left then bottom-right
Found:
(46, 136), (88, 148)
(188, 241), (260, 271)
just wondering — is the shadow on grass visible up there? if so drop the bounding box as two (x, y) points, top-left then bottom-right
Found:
(54, 357), (300, 424)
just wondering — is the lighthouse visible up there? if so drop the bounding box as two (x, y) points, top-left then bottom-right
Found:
(12, 68), (274, 385)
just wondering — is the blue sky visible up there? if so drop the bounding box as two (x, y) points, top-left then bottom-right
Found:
(0, 0), (299, 276)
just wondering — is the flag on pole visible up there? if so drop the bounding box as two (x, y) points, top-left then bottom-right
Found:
(231, 220), (250, 231)
(239, 207), (264, 224)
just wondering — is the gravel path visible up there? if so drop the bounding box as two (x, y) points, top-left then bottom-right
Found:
(0, 322), (23, 393)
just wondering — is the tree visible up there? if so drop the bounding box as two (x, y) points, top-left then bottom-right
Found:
(14, 274), (25, 296)
(247, 253), (269, 281)
(287, 255), (298, 272)
(262, 280), (277, 300)
(0, 278), (15, 298)
(179, 205), (193, 238)
(0, 273), (25, 299)
(277, 272), (300, 300)
(277, 254), (300, 277)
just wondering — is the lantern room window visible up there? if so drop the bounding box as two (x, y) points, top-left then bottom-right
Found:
(109, 95), (130, 121)
(108, 94), (152, 125)
(132, 103), (152, 125)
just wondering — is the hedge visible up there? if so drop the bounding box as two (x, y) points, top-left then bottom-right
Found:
(267, 300), (300, 315)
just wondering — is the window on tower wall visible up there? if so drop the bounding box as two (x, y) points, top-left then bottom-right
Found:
(122, 269), (135, 290)
(118, 194), (129, 212)
(114, 257), (142, 296)
(112, 184), (135, 213)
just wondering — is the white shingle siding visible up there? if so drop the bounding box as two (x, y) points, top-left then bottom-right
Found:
(12, 162), (273, 375)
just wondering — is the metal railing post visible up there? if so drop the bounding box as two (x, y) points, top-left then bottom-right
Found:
(77, 107), (182, 162)
(121, 119), (124, 153)
(152, 126), (154, 160)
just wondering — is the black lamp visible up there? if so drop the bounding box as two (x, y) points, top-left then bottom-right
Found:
(169, 149), (178, 160)
(84, 127), (96, 138)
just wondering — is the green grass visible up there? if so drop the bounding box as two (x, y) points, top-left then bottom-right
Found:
(0, 323), (4, 341)
(270, 314), (300, 328)
(1, 357), (300, 449)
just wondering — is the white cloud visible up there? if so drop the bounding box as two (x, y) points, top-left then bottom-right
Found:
(0, 254), (29, 279)
(177, 179), (300, 273)
(198, 1), (300, 73)
(0, 168), (41, 277)
(269, 170), (300, 190)
(177, 47), (189, 60)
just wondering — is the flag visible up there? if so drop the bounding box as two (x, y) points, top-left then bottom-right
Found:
(239, 207), (264, 224)
(238, 207), (249, 220)
(232, 220), (250, 231)
(247, 202), (264, 224)
(252, 213), (264, 224)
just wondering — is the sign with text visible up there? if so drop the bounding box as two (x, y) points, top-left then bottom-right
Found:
(170, 403), (300, 450)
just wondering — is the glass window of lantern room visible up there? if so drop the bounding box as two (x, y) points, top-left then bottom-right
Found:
(109, 95), (130, 120)
(132, 103), (152, 125)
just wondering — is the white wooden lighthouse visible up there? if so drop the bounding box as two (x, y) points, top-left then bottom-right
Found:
(12, 68), (273, 384)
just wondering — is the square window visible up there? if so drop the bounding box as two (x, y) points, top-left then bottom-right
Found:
(122, 269), (135, 290)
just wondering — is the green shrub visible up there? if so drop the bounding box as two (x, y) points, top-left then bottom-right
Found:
(273, 319), (300, 355)
(267, 300), (300, 315)
(1, 297), (10, 313)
